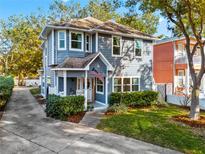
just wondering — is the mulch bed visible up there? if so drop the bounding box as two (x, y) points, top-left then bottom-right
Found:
(68, 111), (86, 123)
(172, 115), (205, 128)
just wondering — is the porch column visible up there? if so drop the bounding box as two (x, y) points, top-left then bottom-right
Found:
(105, 70), (108, 105)
(64, 71), (67, 96)
(84, 70), (88, 110)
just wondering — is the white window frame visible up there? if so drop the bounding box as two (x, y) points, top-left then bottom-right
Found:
(58, 30), (67, 50)
(131, 77), (140, 92)
(112, 35), (122, 57)
(112, 76), (141, 92)
(96, 78), (104, 94)
(85, 34), (92, 52)
(134, 39), (143, 58)
(113, 77), (122, 92)
(69, 31), (84, 51)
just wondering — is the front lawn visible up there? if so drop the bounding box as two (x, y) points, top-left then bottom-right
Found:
(97, 105), (205, 154)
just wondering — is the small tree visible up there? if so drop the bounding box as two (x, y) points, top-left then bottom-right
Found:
(127, 0), (205, 120)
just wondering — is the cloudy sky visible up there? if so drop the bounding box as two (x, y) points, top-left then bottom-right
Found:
(0, 0), (172, 37)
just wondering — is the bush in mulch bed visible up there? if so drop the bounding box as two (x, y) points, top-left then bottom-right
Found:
(172, 115), (205, 128)
(68, 111), (86, 123)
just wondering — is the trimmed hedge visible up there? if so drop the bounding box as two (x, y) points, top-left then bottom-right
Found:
(109, 91), (158, 107)
(45, 95), (84, 120)
(0, 76), (14, 110)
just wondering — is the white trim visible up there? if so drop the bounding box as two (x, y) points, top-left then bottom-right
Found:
(85, 52), (113, 71)
(63, 71), (67, 96)
(105, 70), (108, 105)
(112, 35), (122, 57)
(58, 30), (67, 50)
(95, 100), (108, 106)
(96, 78), (104, 94)
(112, 76), (141, 92)
(85, 34), (92, 53)
(51, 68), (86, 71)
(96, 32), (98, 52)
(51, 29), (55, 64)
(84, 70), (88, 110)
(69, 31), (84, 52)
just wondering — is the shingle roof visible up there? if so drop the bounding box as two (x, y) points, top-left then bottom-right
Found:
(44, 17), (156, 40)
(56, 52), (99, 69)
(93, 20), (154, 38)
(49, 17), (104, 30)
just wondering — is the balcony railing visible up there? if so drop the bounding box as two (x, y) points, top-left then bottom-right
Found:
(175, 50), (201, 64)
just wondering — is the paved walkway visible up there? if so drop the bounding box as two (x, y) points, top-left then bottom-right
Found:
(80, 111), (105, 128)
(0, 87), (181, 154)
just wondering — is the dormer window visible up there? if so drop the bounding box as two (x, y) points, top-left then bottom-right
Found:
(135, 39), (143, 57)
(69, 31), (84, 51)
(112, 36), (121, 56)
(58, 31), (66, 50)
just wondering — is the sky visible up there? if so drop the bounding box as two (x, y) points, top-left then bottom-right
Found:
(0, 0), (172, 37)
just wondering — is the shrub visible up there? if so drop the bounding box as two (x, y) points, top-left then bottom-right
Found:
(45, 94), (84, 120)
(109, 91), (158, 107)
(30, 88), (40, 96)
(107, 103), (128, 114)
(0, 76), (14, 108)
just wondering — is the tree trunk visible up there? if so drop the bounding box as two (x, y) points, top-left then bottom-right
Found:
(190, 86), (200, 120)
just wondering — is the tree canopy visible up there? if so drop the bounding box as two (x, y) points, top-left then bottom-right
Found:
(0, 0), (159, 85)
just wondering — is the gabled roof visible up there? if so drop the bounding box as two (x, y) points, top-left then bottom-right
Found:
(52, 52), (113, 71)
(40, 17), (157, 40)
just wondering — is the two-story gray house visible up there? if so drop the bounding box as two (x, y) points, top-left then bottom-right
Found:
(39, 17), (156, 110)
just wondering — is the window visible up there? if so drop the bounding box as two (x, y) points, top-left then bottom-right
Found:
(70, 31), (83, 51)
(178, 70), (185, 76)
(96, 78), (104, 94)
(123, 78), (131, 92)
(132, 78), (140, 91)
(135, 39), (142, 57)
(85, 34), (91, 52)
(58, 31), (66, 50)
(58, 77), (64, 92)
(112, 36), (121, 56)
(114, 78), (122, 92)
(113, 77), (140, 92)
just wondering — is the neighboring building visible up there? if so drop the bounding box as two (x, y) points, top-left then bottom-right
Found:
(39, 17), (156, 110)
(153, 37), (205, 96)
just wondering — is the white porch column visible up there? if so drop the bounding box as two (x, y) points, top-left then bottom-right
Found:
(56, 73), (59, 95)
(105, 70), (108, 105)
(64, 71), (67, 96)
(84, 70), (88, 110)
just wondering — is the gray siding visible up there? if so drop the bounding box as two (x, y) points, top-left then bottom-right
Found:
(55, 30), (87, 64)
(98, 33), (153, 91)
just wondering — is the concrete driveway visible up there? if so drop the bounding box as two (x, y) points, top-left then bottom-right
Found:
(0, 87), (181, 154)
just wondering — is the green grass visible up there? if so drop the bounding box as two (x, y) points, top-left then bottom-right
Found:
(30, 87), (40, 96)
(97, 105), (205, 154)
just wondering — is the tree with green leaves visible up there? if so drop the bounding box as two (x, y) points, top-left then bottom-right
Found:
(0, 14), (45, 85)
(128, 0), (205, 120)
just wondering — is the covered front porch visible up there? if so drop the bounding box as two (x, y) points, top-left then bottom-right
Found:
(51, 52), (113, 110)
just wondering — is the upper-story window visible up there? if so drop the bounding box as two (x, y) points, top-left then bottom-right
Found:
(135, 39), (143, 57)
(58, 31), (66, 50)
(85, 34), (91, 52)
(69, 31), (84, 51)
(112, 36), (121, 56)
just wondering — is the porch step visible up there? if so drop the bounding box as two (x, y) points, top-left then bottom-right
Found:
(80, 110), (105, 128)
